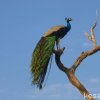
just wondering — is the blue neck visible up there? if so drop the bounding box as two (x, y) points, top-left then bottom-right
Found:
(67, 22), (71, 30)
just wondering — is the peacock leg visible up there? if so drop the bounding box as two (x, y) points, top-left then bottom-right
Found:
(56, 38), (60, 50)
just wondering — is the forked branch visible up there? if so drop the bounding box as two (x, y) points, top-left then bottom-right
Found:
(85, 13), (98, 48)
(53, 17), (100, 100)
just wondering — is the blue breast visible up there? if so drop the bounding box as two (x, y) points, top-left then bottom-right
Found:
(60, 22), (71, 39)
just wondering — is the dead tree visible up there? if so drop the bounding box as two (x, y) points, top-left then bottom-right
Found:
(53, 17), (100, 100)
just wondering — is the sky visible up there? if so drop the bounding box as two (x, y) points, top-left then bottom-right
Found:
(0, 0), (100, 100)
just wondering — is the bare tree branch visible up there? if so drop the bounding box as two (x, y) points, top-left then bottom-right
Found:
(85, 11), (98, 48)
(53, 17), (100, 100)
(84, 32), (92, 41)
(53, 47), (69, 73)
(72, 46), (100, 72)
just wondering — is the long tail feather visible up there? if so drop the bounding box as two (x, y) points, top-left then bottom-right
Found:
(30, 36), (56, 89)
(43, 54), (53, 88)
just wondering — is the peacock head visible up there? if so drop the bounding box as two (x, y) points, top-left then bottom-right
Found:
(65, 17), (72, 22)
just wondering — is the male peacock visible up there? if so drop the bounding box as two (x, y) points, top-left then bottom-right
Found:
(30, 17), (72, 89)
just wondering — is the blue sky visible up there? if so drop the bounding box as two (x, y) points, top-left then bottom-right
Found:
(0, 0), (100, 100)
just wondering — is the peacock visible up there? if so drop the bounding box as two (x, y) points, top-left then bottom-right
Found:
(30, 17), (72, 89)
